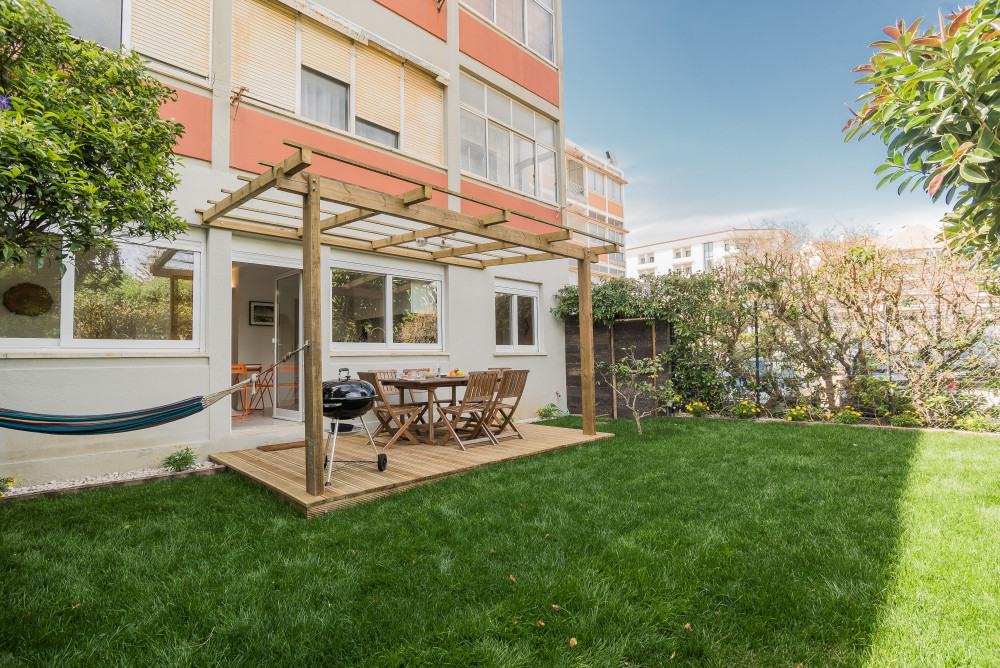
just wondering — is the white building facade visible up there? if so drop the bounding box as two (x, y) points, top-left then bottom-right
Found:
(626, 228), (787, 278)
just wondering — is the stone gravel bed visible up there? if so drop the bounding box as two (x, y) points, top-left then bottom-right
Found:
(2, 462), (223, 501)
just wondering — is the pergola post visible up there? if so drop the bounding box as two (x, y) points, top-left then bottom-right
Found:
(302, 173), (324, 496)
(577, 250), (597, 436)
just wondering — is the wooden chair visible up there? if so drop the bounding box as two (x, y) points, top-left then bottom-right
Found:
(487, 367), (511, 390)
(402, 367), (431, 405)
(231, 364), (249, 420)
(489, 369), (529, 440)
(245, 364), (274, 414)
(437, 370), (500, 450)
(358, 372), (424, 449)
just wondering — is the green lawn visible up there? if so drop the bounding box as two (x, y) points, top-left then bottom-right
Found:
(2, 418), (998, 666)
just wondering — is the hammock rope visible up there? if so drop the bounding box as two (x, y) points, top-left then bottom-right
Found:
(0, 343), (310, 435)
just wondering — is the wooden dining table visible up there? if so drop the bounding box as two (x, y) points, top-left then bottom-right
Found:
(381, 375), (469, 444)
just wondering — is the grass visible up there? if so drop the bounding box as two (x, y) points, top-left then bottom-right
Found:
(1, 417), (998, 666)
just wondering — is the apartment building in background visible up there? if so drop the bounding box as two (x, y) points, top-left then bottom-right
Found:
(1, 0), (586, 484)
(566, 140), (627, 282)
(626, 228), (787, 278)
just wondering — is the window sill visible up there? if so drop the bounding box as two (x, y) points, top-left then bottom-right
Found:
(331, 350), (449, 357)
(493, 350), (546, 357)
(0, 349), (209, 360)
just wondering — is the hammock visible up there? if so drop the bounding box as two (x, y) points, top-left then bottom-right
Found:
(0, 344), (308, 436)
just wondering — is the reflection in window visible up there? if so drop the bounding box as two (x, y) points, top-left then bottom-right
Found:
(301, 67), (349, 130)
(331, 270), (385, 343)
(513, 135), (535, 196)
(73, 243), (195, 340)
(537, 147), (556, 203)
(356, 117), (399, 149)
(0, 259), (61, 339)
(48, 0), (123, 48)
(517, 295), (535, 347)
(487, 123), (511, 187)
(392, 278), (438, 344)
(495, 293), (512, 346)
(460, 109), (487, 177)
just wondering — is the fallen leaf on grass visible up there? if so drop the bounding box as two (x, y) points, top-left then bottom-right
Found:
(569, 638), (577, 647)
(670, 652), (676, 660)
(513, 619), (518, 625)
(510, 574), (516, 582)
(490, 548), (495, 554)
(544, 533), (550, 538)
(538, 619), (545, 626)
(796, 664), (802, 668)
(853, 443), (858, 447)
(715, 610), (720, 615)
(683, 623), (692, 631)
(412, 559), (416, 564)
(71, 604), (80, 610)
(551, 604), (560, 610)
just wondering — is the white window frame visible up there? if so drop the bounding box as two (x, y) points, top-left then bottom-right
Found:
(495, 279), (539, 352)
(1, 237), (205, 350)
(459, 74), (558, 204)
(460, 0), (555, 64)
(330, 261), (444, 352)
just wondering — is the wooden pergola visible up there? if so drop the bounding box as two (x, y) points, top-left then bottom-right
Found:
(199, 142), (614, 497)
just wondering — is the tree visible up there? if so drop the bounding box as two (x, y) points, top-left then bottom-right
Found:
(0, 0), (185, 268)
(595, 348), (675, 435)
(843, 3), (1000, 261)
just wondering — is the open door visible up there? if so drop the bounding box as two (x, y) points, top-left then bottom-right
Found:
(273, 270), (303, 421)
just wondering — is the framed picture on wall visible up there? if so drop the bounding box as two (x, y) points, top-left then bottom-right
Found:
(249, 301), (274, 326)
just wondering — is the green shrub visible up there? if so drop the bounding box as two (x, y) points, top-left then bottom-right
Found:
(954, 414), (1000, 433)
(159, 446), (200, 472)
(890, 411), (923, 428)
(536, 403), (565, 419)
(833, 407), (862, 425)
(728, 401), (761, 420)
(685, 401), (709, 417)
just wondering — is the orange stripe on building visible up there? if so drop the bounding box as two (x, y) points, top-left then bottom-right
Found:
(458, 9), (559, 107)
(608, 201), (624, 218)
(587, 192), (607, 210)
(372, 0), (447, 40)
(230, 107), (448, 207)
(159, 88), (212, 162)
(460, 179), (560, 235)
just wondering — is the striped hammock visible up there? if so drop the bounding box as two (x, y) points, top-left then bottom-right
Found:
(0, 344), (307, 436)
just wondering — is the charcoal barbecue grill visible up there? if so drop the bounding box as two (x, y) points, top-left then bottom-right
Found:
(322, 368), (387, 486)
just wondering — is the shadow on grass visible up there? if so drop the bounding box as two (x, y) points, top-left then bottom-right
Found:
(0, 417), (920, 666)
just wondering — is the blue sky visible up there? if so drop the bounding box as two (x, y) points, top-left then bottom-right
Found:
(562, 0), (958, 246)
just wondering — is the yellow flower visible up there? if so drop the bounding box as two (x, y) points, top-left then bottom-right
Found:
(787, 417), (792, 421)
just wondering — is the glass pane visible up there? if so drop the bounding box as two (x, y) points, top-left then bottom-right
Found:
(74, 243), (195, 340)
(331, 270), (385, 343)
(526, 0), (554, 61)
(513, 135), (535, 196)
(301, 67), (348, 130)
(512, 102), (534, 137)
(495, 0), (524, 41)
(392, 277), (438, 344)
(537, 146), (556, 203)
(487, 123), (511, 187)
(516, 295), (535, 347)
(0, 258), (61, 339)
(535, 114), (556, 145)
(49, 0), (122, 48)
(460, 109), (487, 177)
(495, 293), (512, 346)
(567, 161), (585, 201)
(460, 74), (486, 112)
(463, 0), (493, 19)
(275, 273), (300, 414)
(356, 117), (399, 148)
(608, 179), (623, 203)
(487, 88), (511, 125)
(588, 168), (605, 196)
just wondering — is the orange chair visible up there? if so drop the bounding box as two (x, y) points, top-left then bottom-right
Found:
(231, 364), (250, 420)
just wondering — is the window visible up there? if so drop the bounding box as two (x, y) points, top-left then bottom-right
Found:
(608, 252), (625, 265)
(685, 249), (692, 257)
(703, 242), (714, 269)
(588, 169), (605, 197)
(463, 0), (555, 63)
(331, 268), (440, 348)
(674, 251), (681, 259)
(356, 117), (399, 149)
(567, 161), (586, 201)
(608, 179), (623, 203)
(495, 288), (538, 350)
(461, 75), (557, 202)
(49, 0), (122, 48)
(301, 67), (349, 131)
(1, 240), (202, 348)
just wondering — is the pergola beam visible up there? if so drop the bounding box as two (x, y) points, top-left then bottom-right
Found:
(431, 241), (513, 259)
(200, 148), (312, 223)
(370, 226), (451, 250)
(480, 252), (563, 267)
(278, 174), (589, 260)
(320, 208), (376, 231)
(479, 210), (510, 226)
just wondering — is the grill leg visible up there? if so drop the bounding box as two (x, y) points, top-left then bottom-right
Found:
(360, 417), (379, 458)
(324, 418), (339, 487)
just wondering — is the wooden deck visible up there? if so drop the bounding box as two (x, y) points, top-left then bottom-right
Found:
(212, 423), (612, 517)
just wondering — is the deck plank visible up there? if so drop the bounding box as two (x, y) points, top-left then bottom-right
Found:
(211, 423), (613, 516)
